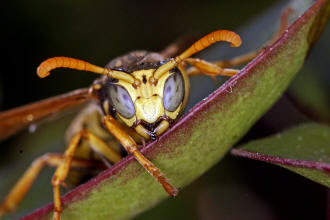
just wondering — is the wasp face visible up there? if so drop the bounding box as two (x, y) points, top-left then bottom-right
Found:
(105, 66), (188, 140)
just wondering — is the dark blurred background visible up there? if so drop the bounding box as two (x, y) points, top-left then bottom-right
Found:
(0, 0), (329, 219)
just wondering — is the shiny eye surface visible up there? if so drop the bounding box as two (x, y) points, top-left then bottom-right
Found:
(108, 85), (135, 118)
(163, 70), (185, 112)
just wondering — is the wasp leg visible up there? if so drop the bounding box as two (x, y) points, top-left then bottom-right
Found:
(103, 115), (178, 197)
(185, 58), (240, 80)
(0, 153), (104, 218)
(215, 50), (261, 68)
(267, 6), (293, 46)
(186, 6), (292, 78)
(51, 130), (121, 220)
(185, 50), (258, 79)
(215, 7), (292, 69)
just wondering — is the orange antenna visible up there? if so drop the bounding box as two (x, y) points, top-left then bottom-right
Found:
(37, 57), (135, 84)
(154, 30), (242, 79)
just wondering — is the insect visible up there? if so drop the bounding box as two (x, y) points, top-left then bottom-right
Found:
(0, 9), (289, 218)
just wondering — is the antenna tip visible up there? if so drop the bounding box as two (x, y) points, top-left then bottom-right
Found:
(37, 66), (50, 78)
(230, 35), (242, 47)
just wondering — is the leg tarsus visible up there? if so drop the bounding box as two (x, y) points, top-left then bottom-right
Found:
(195, 6), (293, 72)
(50, 130), (122, 220)
(52, 185), (62, 220)
(214, 49), (261, 68)
(50, 131), (81, 220)
(103, 115), (178, 196)
(268, 7), (293, 46)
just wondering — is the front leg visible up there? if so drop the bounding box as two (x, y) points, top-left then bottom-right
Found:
(103, 115), (178, 196)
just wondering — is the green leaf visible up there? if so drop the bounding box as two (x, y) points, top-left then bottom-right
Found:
(231, 123), (330, 187)
(20, 0), (330, 219)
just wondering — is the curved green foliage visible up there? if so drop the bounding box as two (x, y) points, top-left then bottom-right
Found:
(21, 0), (329, 219)
(232, 123), (330, 187)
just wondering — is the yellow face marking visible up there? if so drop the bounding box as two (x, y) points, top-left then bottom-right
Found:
(135, 96), (164, 123)
(113, 68), (186, 128)
(118, 114), (136, 128)
(165, 103), (183, 120)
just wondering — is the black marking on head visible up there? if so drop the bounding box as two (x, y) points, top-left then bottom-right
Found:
(105, 51), (168, 73)
(169, 67), (180, 73)
(150, 133), (157, 141)
(142, 75), (147, 84)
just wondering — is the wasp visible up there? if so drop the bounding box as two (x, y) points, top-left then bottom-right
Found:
(0, 9), (289, 218)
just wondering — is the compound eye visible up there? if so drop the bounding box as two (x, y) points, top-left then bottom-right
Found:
(108, 85), (135, 118)
(163, 70), (185, 112)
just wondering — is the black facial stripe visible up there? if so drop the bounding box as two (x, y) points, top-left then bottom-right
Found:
(142, 75), (147, 84)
